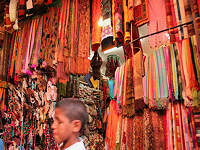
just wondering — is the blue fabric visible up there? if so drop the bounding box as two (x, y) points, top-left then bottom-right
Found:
(108, 80), (114, 98)
(0, 138), (4, 150)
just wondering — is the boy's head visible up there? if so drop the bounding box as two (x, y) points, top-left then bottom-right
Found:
(52, 98), (88, 144)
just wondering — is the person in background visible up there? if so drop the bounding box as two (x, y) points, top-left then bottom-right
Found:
(51, 98), (88, 150)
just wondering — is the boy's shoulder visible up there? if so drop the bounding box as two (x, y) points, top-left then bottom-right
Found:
(65, 140), (85, 150)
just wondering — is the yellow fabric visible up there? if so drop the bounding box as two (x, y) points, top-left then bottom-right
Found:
(90, 76), (99, 89)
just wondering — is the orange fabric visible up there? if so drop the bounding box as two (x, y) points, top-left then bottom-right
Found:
(106, 101), (120, 149)
(91, 0), (102, 51)
(10, 32), (20, 77)
(186, 39), (199, 90)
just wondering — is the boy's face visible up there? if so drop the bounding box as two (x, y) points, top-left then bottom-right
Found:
(51, 108), (73, 144)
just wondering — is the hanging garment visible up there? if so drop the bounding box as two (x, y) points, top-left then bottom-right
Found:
(101, 0), (113, 51)
(131, 0), (149, 26)
(18, 0), (26, 21)
(77, 0), (90, 74)
(148, 0), (169, 49)
(144, 48), (169, 109)
(123, 0), (131, 43)
(91, 0), (102, 51)
(112, 0), (124, 45)
(132, 50), (145, 111)
(165, 0), (178, 42)
(106, 100), (121, 150)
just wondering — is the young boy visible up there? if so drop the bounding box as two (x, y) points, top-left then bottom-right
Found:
(52, 98), (88, 150)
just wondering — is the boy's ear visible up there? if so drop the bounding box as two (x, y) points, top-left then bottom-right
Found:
(72, 120), (82, 133)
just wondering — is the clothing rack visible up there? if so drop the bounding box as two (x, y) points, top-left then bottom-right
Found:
(127, 20), (194, 46)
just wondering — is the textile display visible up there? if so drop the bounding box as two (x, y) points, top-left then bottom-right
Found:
(166, 102), (199, 149)
(144, 36), (200, 108)
(1, 64), (57, 149)
(79, 82), (105, 150)
(2, 0), (90, 84)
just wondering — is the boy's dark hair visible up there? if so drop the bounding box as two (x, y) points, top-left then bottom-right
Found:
(56, 98), (88, 132)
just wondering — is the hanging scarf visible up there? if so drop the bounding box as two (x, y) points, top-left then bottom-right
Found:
(132, 0), (149, 26)
(112, 0), (123, 45)
(77, 0), (90, 74)
(165, 0), (178, 42)
(91, 0), (102, 51)
(18, 0), (26, 21)
(123, 0), (131, 43)
(133, 50), (145, 111)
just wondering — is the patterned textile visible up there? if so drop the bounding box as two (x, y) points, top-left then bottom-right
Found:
(165, 0), (178, 42)
(40, 8), (59, 66)
(112, 0), (124, 45)
(143, 108), (154, 150)
(123, 0), (131, 43)
(18, 0), (26, 21)
(152, 111), (165, 150)
(77, 0), (90, 74)
(166, 102), (199, 149)
(133, 0), (149, 26)
(91, 0), (102, 51)
(148, 0), (169, 49)
(101, 18), (114, 51)
(133, 113), (144, 150)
